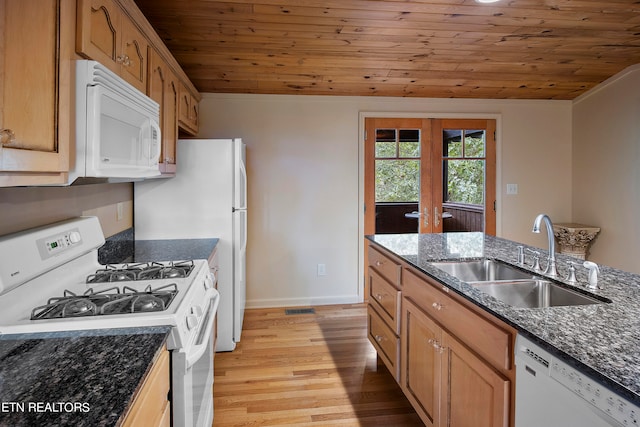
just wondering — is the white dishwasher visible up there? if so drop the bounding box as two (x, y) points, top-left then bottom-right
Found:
(515, 334), (639, 427)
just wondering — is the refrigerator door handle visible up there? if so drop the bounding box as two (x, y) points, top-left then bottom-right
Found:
(237, 154), (248, 210)
(238, 209), (247, 282)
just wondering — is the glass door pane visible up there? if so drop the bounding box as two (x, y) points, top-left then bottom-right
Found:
(374, 127), (421, 233)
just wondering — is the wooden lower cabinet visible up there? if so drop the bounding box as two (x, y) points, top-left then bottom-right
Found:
(401, 298), (510, 427)
(366, 241), (515, 427)
(402, 299), (441, 427)
(122, 347), (170, 427)
(443, 332), (510, 427)
(366, 244), (402, 381)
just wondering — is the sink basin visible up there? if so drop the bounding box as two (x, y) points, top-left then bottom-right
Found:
(431, 259), (535, 282)
(470, 280), (606, 308)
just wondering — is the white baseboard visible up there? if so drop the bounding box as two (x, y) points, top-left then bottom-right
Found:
(246, 294), (362, 309)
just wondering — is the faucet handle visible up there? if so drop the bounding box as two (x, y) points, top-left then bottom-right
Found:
(565, 261), (577, 284)
(516, 246), (525, 265)
(526, 249), (541, 272)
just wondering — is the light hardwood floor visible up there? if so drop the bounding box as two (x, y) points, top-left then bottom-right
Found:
(213, 303), (423, 426)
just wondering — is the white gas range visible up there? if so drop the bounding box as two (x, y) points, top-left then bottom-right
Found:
(0, 216), (219, 427)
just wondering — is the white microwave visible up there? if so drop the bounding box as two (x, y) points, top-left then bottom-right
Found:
(71, 60), (161, 184)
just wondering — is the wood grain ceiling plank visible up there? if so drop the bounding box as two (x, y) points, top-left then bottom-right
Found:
(148, 11), (640, 33)
(198, 79), (580, 99)
(133, 0), (640, 99)
(171, 48), (635, 70)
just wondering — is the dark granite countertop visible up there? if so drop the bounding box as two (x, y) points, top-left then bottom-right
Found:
(0, 327), (170, 427)
(367, 232), (640, 406)
(128, 238), (219, 263)
(98, 228), (219, 264)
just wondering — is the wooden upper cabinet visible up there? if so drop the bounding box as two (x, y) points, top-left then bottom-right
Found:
(178, 81), (199, 135)
(76, 0), (147, 93)
(148, 47), (178, 174)
(119, 15), (147, 92)
(0, 0), (74, 186)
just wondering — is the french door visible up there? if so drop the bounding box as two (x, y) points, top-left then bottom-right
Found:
(364, 117), (496, 237)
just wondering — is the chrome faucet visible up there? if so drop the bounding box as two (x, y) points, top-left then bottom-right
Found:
(532, 214), (558, 277)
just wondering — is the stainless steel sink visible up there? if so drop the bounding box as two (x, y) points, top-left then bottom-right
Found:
(431, 259), (535, 282)
(470, 280), (606, 308)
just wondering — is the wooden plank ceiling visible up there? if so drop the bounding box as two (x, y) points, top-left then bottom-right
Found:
(133, 0), (640, 100)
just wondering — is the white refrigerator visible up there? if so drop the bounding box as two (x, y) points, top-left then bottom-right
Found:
(134, 138), (247, 352)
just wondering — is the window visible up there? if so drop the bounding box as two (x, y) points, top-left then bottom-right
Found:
(375, 128), (420, 202)
(443, 129), (485, 205)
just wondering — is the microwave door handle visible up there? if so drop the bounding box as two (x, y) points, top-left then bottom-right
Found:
(150, 119), (162, 163)
(185, 289), (219, 368)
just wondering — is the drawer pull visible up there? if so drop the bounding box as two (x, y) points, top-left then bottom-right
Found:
(375, 294), (384, 301)
(375, 260), (383, 267)
(374, 334), (384, 343)
(432, 302), (444, 311)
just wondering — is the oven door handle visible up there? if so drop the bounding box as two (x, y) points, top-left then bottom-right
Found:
(186, 288), (220, 368)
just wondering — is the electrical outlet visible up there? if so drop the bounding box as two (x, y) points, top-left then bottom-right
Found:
(317, 263), (326, 276)
(506, 184), (518, 195)
(116, 202), (124, 221)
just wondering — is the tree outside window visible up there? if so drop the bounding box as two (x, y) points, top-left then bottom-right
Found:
(375, 129), (420, 203)
(443, 130), (485, 205)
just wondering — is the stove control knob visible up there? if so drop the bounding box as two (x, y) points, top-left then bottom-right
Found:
(203, 274), (214, 290)
(186, 314), (198, 331)
(68, 231), (81, 244)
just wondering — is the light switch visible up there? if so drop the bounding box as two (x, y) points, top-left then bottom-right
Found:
(506, 184), (518, 195)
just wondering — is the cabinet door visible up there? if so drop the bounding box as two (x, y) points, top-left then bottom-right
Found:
(178, 81), (199, 135)
(119, 16), (147, 92)
(164, 74), (179, 173)
(148, 48), (176, 174)
(401, 299), (441, 427)
(0, 0), (69, 182)
(76, 0), (121, 73)
(442, 332), (510, 427)
(190, 92), (199, 131)
(178, 81), (192, 130)
(122, 348), (170, 426)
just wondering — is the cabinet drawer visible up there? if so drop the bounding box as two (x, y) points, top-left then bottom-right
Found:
(368, 305), (400, 381)
(403, 268), (513, 371)
(369, 267), (401, 334)
(369, 245), (401, 287)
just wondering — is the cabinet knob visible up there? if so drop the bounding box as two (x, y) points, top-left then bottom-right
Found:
(375, 294), (383, 301)
(432, 302), (443, 311)
(0, 128), (16, 146)
(427, 338), (445, 353)
(374, 335), (384, 343)
(375, 260), (383, 267)
(116, 54), (131, 66)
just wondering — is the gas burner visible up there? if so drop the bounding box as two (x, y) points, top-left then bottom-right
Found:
(62, 298), (97, 317)
(31, 284), (178, 320)
(133, 294), (164, 312)
(86, 261), (195, 284)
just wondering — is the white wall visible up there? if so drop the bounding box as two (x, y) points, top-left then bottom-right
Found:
(197, 94), (572, 308)
(572, 65), (640, 272)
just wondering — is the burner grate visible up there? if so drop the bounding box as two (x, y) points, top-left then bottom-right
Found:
(86, 261), (195, 284)
(30, 284), (178, 320)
